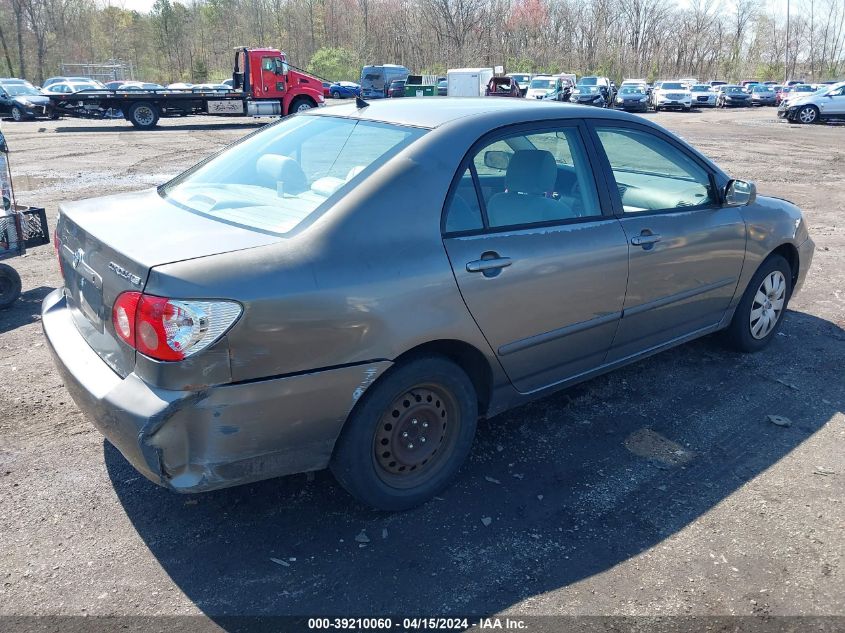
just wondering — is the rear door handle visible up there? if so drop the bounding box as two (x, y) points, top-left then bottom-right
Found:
(466, 257), (512, 273)
(630, 234), (662, 246)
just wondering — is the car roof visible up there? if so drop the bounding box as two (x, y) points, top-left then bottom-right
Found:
(306, 97), (642, 129)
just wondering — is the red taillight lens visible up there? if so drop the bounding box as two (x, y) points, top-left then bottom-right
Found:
(112, 292), (241, 362)
(112, 291), (141, 345)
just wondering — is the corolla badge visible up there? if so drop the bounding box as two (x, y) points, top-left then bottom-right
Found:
(108, 261), (142, 286)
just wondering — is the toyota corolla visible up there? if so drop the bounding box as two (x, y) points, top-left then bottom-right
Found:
(43, 99), (814, 511)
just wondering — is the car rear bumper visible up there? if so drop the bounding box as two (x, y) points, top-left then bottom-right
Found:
(42, 289), (391, 493)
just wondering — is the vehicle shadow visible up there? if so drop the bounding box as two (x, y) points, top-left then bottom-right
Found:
(0, 285), (54, 332)
(52, 121), (267, 134)
(106, 309), (844, 620)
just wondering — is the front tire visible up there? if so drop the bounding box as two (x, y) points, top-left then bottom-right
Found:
(10, 105), (24, 122)
(289, 97), (315, 113)
(725, 254), (792, 352)
(796, 105), (819, 124)
(330, 356), (478, 511)
(0, 263), (22, 309)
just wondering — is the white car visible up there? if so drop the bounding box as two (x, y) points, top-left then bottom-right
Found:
(525, 75), (556, 99)
(41, 81), (101, 95)
(652, 81), (692, 111)
(689, 84), (717, 107)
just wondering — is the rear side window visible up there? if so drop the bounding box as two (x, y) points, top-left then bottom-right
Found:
(444, 126), (601, 231)
(162, 116), (426, 235)
(595, 126), (714, 213)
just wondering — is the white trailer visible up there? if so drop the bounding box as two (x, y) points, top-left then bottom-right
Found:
(446, 68), (494, 97)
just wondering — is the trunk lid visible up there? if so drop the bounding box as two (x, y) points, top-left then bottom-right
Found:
(56, 188), (281, 377)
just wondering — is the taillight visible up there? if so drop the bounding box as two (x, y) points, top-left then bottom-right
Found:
(112, 292), (241, 362)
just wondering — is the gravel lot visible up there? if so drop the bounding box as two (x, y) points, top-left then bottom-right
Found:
(1, 107), (843, 629)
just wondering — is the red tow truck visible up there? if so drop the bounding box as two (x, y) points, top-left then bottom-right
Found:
(45, 47), (326, 129)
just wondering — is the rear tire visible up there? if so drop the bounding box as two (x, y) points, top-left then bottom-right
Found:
(0, 263), (22, 309)
(330, 356), (478, 511)
(725, 254), (792, 353)
(331, 90), (340, 99)
(127, 102), (160, 129)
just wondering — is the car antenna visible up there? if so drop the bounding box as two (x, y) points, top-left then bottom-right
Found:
(355, 95), (370, 109)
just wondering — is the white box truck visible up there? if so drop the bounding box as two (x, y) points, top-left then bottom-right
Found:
(446, 68), (494, 97)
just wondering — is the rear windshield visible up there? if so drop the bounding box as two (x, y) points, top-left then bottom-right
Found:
(161, 115), (426, 235)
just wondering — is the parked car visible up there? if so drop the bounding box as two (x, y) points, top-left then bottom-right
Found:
(525, 75), (556, 99)
(782, 84), (819, 105)
(43, 76), (104, 89)
(750, 84), (777, 106)
(709, 80), (728, 88)
(321, 81), (332, 98)
(485, 76), (522, 97)
(541, 77), (573, 102)
(504, 73), (532, 96)
(775, 85), (792, 105)
(329, 81), (361, 99)
(569, 83), (609, 107)
(115, 81), (165, 91)
(105, 80), (131, 90)
(360, 64), (409, 98)
(716, 85), (751, 107)
(690, 84), (717, 107)
(191, 83), (230, 92)
(614, 85), (649, 111)
(42, 98), (814, 510)
(0, 78), (51, 120)
(41, 81), (102, 95)
(388, 78), (406, 98)
(779, 80), (845, 123)
(437, 79), (448, 96)
(222, 79), (234, 89)
(577, 76), (615, 100)
(652, 81), (692, 111)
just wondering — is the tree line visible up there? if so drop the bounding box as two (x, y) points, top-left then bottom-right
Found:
(0, 0), (842, 86)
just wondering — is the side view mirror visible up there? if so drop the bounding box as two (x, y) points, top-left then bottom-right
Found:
(725, 179), (756, 206)
(484, 150), (511, 171)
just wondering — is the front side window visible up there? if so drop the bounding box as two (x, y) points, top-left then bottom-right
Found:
(445, 127), (601, 231)
(595, 126), (714, 213)
(163, 116), (425, 235)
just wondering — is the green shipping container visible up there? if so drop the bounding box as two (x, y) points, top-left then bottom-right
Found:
(404, 84), (436, 97)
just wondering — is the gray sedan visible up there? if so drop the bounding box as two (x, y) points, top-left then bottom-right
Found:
(43, 99), (814, 510)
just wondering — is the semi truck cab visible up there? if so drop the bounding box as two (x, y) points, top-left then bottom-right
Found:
(233, 47), (324, 115)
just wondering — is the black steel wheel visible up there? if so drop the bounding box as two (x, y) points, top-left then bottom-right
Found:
(0, 263), (22, 309)
(331, 356), (477, 511)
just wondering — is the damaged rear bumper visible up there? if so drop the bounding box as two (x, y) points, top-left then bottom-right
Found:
(42, 289), (391, 492)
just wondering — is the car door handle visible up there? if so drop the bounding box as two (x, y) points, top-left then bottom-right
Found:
(631, 234), (662, 246)
(466, 257), (512, 273)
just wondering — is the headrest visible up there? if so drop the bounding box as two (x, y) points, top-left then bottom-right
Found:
(506, 150), (556, 195)
(256, 154), (308, 194)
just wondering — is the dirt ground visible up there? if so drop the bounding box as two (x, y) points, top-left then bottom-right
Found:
(0, 106), (843, 630)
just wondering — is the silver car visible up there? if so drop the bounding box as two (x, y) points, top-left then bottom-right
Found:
(43, 99), (815, 510)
